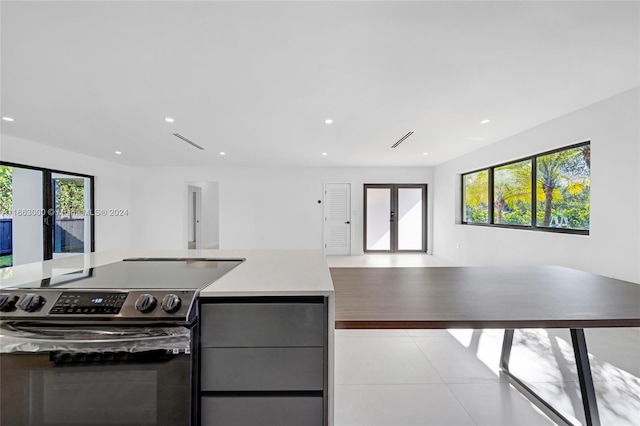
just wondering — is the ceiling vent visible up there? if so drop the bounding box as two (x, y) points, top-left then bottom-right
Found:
(172, 133), (205, 150)
(391, 131), (414, 148)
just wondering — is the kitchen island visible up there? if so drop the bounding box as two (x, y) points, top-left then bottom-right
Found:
(0, 249), (335, 426)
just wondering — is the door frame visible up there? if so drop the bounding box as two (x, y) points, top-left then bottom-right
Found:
(186, 184), (202, 249)
(363, 183), (427, 253)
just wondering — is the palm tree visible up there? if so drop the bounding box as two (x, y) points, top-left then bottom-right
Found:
(494, 161), (531, 224)
(464, 170), (488, 222)
(537, 148), (587, 227)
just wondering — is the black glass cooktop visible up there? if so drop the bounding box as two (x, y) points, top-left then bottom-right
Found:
(6, 258), (245, 290)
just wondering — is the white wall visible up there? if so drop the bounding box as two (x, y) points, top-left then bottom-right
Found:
(129, 167), (433, 254)
(11, 167), (44, 265)
(199, 181), (220, 249)
(433, 87), (640, 283)
(0, 134), (133, 253)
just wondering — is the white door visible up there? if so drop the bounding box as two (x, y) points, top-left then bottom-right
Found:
(324, 183), (351, 255)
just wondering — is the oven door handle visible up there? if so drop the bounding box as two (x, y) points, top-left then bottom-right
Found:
(0, 323), (191, 354)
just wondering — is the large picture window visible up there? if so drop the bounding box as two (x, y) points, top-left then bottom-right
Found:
(461, 142), (590, 235)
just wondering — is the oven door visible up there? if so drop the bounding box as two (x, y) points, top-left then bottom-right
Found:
(0, 323), (193, 426)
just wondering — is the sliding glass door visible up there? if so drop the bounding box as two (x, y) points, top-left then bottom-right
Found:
(364, 184), (427, 253)
(1, 166), (44, 266)
(0, 162), (94, 268)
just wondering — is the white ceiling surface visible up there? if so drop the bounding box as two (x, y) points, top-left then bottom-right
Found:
(1, 1), (638, 167)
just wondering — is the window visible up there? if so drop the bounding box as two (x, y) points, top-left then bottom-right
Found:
(463, 170), (489, 224)
(461, 142), (590, 235)
(494, 160), (531, 226)
(536, 145), (590, 230)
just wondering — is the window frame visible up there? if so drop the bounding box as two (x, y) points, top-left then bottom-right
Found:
(460, 141), (590, 236)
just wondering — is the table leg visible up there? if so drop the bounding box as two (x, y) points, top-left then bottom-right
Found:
(500, 328), (514, 371)
(571, 328), (601, 426)
(499, 329), (573, 426)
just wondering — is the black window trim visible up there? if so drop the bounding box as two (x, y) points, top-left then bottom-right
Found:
(0, 161), (96, 259)
(461, 141), (590, 236)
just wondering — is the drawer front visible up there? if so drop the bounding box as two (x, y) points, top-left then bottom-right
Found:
(200, 303), (324, 347)
(201, 347), (324, 391)
(201, 396), (324, 426)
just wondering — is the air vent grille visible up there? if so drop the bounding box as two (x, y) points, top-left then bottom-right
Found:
(391, 131), (414, 148)
(172, 133), (205, 150)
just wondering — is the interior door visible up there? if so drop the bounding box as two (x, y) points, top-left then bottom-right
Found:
(364, 184), (427, 253)
(323, 183), (351, 255)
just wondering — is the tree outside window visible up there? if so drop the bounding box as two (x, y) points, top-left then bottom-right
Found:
(461, 142), (590, 234)
(536, 145), (590, 230)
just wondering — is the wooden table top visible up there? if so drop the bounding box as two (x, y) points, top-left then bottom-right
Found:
(331, 266), (640, 329)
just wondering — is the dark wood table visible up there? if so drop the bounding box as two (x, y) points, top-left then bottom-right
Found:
(331, 266), (640, 426)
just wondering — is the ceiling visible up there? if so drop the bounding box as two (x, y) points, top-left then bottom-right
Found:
(1, 1), (638, 168)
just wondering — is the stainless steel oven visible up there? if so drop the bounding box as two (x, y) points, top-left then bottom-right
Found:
(0, 258), (243, 426)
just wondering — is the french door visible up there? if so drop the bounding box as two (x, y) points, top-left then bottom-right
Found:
(364, 184), (427, 253)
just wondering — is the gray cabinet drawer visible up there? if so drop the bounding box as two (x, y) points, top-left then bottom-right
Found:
(201, 396), (324, 426)
(200, 303), (324, 347)
(201, 347), (324, 391)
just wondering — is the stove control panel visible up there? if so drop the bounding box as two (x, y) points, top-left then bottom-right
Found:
(0, 290), (196, 324)
(51, 292), (127, 315)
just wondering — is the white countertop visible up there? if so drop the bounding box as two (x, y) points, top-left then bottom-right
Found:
(0, 249), (335, 297)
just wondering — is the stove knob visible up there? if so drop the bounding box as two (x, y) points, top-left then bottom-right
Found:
(18, 293), (44, 312)
(161, 294), (182, 313)
(135, 294), (157, 313)
(0, 294), (20, 312)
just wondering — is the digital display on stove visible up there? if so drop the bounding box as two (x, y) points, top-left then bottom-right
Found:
(50, 292), (127, 315)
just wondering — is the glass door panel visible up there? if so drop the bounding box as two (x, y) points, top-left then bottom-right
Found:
(0, 166), (44, 267)
(365, 187), (391, 251)
(397, 187), (424, 250)
(51, 173), (92, 258)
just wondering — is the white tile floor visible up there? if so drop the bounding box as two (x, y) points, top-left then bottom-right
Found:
(327, 254), (640, 426)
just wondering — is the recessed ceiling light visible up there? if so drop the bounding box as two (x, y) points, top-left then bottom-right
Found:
(115, 151), (122, 155)
(219, 152), (226, 156)
(2, 117), (14, 122)
(480, 119), (490, 124)
(165, 117), (175, 123)
(324, 119), (333, 124)
(422, 152), (429, 156)
(322, 152), (328, 156)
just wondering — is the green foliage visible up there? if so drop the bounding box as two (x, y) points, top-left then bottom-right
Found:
(55, 179), (85, 218)
(0, 255), (12, 268)
(537, 146), (590, 228)
(0, 166), (12, 216)
(465, 206), (488, 223)
(494, 160), (531, 224)
(463, 170), (489, 223)
(464, 170), (489, 207)
(501, 201), (532, 226)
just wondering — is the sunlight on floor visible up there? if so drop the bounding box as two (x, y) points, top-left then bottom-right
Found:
(330, 254), (640, 425)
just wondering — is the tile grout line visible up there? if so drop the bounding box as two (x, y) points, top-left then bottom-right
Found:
(408, 333), (480, 425)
